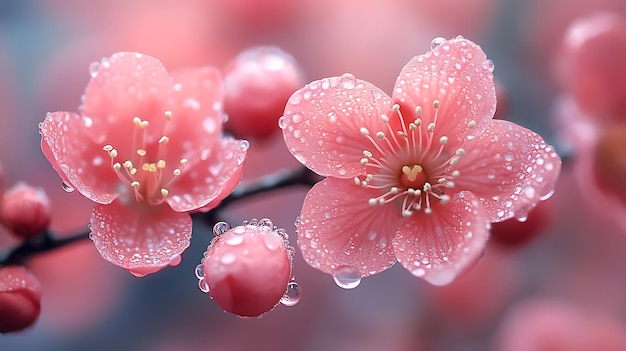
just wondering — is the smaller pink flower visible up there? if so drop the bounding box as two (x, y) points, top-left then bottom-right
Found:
(40, 52), (247, 276)
(281, 37), (561, 286)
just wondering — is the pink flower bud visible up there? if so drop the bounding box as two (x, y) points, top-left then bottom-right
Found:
(0, 266), (41, 333)
(197, 219), (296, 317)
(223, 46), (305, 140)
(1, 183), (51, 240)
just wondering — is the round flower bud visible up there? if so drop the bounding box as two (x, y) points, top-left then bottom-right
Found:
(223, 46), (305, 140)
(197, 219), (294, 317)
(0, 266), (41, 333)
(1, 183), (51, 240)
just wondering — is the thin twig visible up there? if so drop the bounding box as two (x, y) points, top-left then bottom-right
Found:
(0, 166), (318, 266)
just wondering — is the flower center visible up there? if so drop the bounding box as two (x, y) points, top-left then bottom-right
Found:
(354, 101), (475, 216)
(101, 111), (187, 205)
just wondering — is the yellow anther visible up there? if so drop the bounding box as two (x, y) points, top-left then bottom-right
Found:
(137, 149), (147, 156)
(160, 188), (169, 197)
(159, 136), (169, 144)
(433, 100), (440, 109)
(102, 145), (113, 151)
(131, 181), (140, 187)
(113, 163), (122, 171)
(173, 169), (181, 176)
(402, 165), (423, 181)
(164, 111), (172, 121)
(139, 120), (149, 129)
(179, 159), (188, 166)
(133, 117), (141, 126)
(123, 160), (133, 169)
(130, 168), (138, 175)
(109, 149), (118, 158)
(157, 160), (166, 168)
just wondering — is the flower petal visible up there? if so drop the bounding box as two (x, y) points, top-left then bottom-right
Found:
(81, 52), (171, 152)
(166, 137), (246, 212)
(90, 200), (192, 275)
(454, 119), (562, 222)
(165, 67), (224, 163)
(393, 37), (496, 144)
(40, 111), (119, 204)
(297, 177), (400, 278)
(282, 74), (393, 178)
(393, 192), (490, 286)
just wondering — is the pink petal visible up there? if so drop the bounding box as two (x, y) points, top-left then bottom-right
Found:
(297, 177), (400, 278)
(40, 111), (119, 204)
(166, 137), (246, 212)
(281, 74), (393, 178)
(81, 52), (171, 154)
(164, 67), (224, 163)
(90, 200), (192, 275)
(393, 191), (490, 286)
(392, 37), (496, 144)
(454, 119), (562, 222)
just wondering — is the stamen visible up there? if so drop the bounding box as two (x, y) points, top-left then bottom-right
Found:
(381, 114), (390, 123)
(113, 163), (121, 171)
(368, 198), (378, 206)
(456, 148), (465, 156)
(159, 136), (169, 144)
(157, 160), (166, 168)
(173, 169), (181, 176)
(109, 149), (118, 158)
(427, 123), (436, 132)
(137, 149), (147, 156)
(180, 159), (188, 166)
(160, 188), (169, 197)
(432, 100), (440, 109)
(164, 110), (172, 121)
(439, 136), (448, 145)
(415, 106), (423, 115)
(376, 132), (385, 139)
(102, 145), (113, 151)
(353, 177), (361, 185)
(131, 181), (140, 187)
(360, 127), (369, 136)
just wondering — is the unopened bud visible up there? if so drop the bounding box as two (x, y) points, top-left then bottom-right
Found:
(1, 183), (51, 239)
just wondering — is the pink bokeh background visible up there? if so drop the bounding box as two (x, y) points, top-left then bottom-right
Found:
(2, 0), (626, 350)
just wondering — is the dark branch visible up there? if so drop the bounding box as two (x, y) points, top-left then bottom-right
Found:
(0, 166), (318, 266)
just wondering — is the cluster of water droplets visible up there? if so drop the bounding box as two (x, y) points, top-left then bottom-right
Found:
(195, 218), (302, 308)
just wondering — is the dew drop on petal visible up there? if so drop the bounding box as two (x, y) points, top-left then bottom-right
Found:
(514, 208), (529, 222)
(194, 263), (204, 279)
(61, 182), (74, 193)
(224, 233), (244, 245)
(482, 59), (495, 72)
(341, 73), (356, 89)
(280, 281), (302, 307)
(89, 61), (100, 77)
(332, 266), (362, 289)
(239, 140), (250, 151)
(198, 278), (210, 293)
(213, 221), (231, 236)
(430, 37), (446, 50)
(257, 218), (274, 229)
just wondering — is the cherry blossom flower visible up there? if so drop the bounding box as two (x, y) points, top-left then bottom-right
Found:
(196, 219), (297, 317)
(40, 52), (247, 276)
(281, 37), (561, 286)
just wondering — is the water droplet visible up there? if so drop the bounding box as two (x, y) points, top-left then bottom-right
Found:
(213, 222), (231, 236)
(430, 37), (446, 50)
(239, 140), (249, 151)
(194, 263), (204, 279)
(198, 278), (210, 293)
(257, 218), (274, 229)
(280, 281), (302, 306)
(294, 216), (300, 228)
(224, 233), (244, 245)
(100, 57), (110, 68)
(482, 59), (495, 72)
(220, 251), (237, 265)
(89, 61), (100, 77)
(340, 73), (356, 89)
(292, 113), (302, 123)
(278, 116), (287, 129)
(61, 182), (74, 193)
(332, 266), (362, 289)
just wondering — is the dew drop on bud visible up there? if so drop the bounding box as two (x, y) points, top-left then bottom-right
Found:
(482, 59), (495, 72)
(89, 61), (100, 78)
(332, 266), (362, 289)
(61, 182), (74, 193)
(258, 218), (274, 229)
(213, 222), (231, 236)
(430, 37), (446, 50)
(280, 281), (302, 307)
(340, 73), (356, 90)
(278, 116), (287, 129)
(194, 263), (204, 279)
(198, 278), (210, 293)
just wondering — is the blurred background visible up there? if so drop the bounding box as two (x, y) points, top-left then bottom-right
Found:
(2, 0), (626, 350)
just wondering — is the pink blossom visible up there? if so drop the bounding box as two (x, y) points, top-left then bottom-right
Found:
(281, 37), (561, 286)
(40, 52), (247, 276)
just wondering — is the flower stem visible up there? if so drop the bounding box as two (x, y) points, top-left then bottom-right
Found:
(0, 166), (319, 266)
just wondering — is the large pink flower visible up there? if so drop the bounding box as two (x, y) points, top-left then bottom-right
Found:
(281, 37), (561, 286)
(40, 52), (247, 276)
